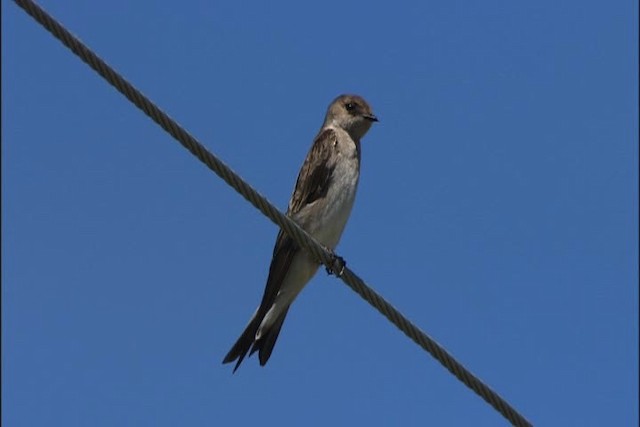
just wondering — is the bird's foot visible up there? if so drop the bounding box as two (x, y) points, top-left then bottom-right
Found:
(324, 248), (346, 277)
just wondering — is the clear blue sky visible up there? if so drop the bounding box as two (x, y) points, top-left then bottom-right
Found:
(3, 1), (638, 425)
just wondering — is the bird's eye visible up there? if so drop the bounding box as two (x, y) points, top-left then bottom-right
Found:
(345, 102), (356, 112)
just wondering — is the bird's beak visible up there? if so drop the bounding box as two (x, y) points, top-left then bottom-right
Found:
(363, 114), (379, 122)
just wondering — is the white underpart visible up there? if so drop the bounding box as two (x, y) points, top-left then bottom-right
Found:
(256, 127), (360, 339)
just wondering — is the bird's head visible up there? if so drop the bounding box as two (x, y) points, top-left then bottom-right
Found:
(324, 94), (378, 141)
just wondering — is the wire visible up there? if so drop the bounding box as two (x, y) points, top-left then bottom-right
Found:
(12, 1), (533, 425)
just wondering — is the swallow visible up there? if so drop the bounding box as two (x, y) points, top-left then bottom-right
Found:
(223, 94), (378, 372)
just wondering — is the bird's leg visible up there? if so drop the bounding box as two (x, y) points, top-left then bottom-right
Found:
(323, 247), (346, 277)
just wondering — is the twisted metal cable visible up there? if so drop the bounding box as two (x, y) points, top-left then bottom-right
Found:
(12, 1), (532, 425)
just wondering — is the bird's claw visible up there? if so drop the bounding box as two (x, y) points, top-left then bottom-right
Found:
(325, 249), (346, 277)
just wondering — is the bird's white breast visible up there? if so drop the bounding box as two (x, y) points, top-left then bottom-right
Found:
(302, 128), (360, 249)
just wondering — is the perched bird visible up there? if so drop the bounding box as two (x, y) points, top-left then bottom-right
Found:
(223, 94), (378, 372)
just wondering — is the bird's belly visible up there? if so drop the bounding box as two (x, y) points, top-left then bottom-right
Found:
(308, 163), (359, 249)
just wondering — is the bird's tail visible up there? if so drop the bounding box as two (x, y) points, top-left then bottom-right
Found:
(222, 307), (290, 372)
(251, 307), (290, 367)
(222, 311), (262, 373)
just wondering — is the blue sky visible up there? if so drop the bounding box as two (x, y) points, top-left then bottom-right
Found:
(3, 1), (637, 426)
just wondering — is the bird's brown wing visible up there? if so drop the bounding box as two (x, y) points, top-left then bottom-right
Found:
(256, 128), (337, 308)
(223, 129), (338, 371)
(286, 128), (338, 216)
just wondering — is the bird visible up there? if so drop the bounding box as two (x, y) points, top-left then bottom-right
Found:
(222, 94), (378, 372)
